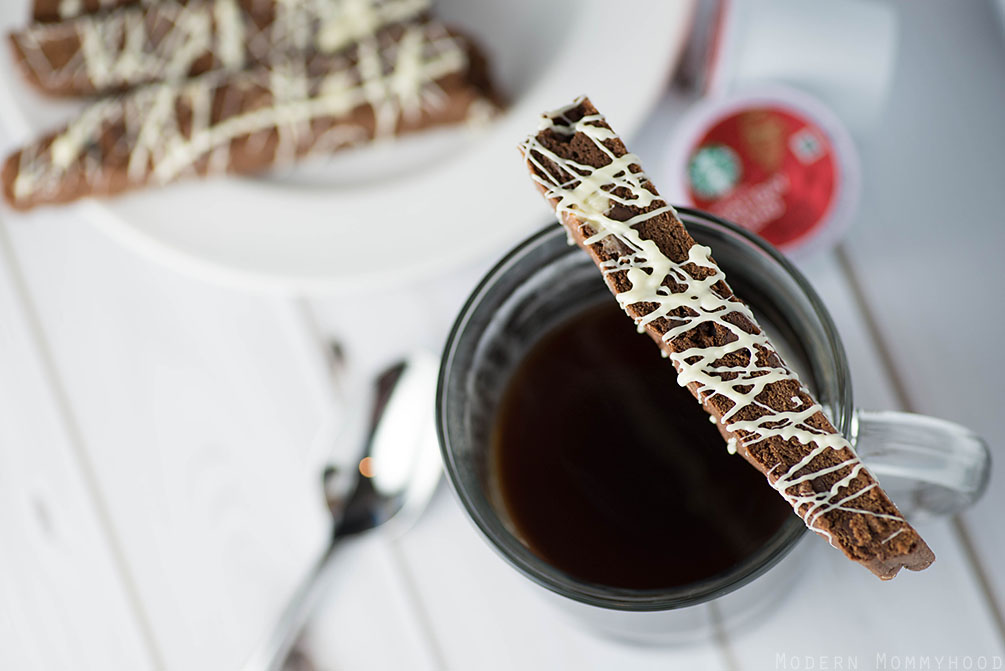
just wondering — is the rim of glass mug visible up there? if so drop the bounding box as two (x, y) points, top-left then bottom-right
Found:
(436, 207), (856, 612)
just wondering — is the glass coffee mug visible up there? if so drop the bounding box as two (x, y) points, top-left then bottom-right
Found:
(436, 208), (990, 643)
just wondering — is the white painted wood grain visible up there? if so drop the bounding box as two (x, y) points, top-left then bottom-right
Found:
(2, 2), (1002, 665)
(0, 221), (155, 670)
(1, 210), (339, 669)
(301, 533), (441, 671)
(3, 189), (457, 669)
(794, 256), (900, 411)
(835, 0), (1005, 620)
(727, 522), (1005, 668)
(305, 256), (497, 382)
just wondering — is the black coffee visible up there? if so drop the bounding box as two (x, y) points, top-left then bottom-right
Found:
(491, 300), (793, 590)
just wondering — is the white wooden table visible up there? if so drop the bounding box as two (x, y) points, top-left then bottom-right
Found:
(2, 3), (1004, 669)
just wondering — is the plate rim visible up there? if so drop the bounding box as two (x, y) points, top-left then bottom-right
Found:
(0, 0), (696, 294)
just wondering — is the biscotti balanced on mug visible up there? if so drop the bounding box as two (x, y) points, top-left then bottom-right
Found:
(520, 96), (934, 580)
(2, 21), (498, 210)
(10, 0), (429, 96)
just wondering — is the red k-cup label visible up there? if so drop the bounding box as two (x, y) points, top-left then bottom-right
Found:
(685, 105), (840, 251)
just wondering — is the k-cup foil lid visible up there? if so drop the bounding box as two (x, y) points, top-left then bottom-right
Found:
(667, 86), (860, 257)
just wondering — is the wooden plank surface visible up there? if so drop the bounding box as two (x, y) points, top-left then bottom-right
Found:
(0, 221), (156, 669)
(836, 0), (1005, 625)
(1, 2), (1004, 667)
(2, 198), (449, 669)
(299, 533), (441, 671)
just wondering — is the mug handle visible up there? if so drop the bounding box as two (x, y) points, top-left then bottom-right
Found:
(852, 410), (991, 519)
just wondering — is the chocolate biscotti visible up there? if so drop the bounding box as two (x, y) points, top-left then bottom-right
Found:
(10, 0), (430, 96)
(3, 21), (498, 210)
(520, 97), (934, 580)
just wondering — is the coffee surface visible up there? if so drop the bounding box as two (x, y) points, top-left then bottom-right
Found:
(492, 301), (793, 590)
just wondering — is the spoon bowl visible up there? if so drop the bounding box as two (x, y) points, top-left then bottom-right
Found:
(329, 354), (442, 537)
(243, 351), (443, 671)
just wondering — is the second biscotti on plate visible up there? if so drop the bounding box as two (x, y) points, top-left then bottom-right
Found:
(10, 0), (429, 96)
(3, 21), (499, 210)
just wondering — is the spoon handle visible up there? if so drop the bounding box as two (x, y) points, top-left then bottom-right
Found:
(241, 538), (340, 671)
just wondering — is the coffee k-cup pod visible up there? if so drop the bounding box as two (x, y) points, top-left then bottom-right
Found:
(665, 86), (861, 258)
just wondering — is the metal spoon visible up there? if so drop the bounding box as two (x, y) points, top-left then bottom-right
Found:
(241, 351), (443, 671)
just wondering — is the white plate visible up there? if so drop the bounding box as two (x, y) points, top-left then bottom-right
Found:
(0, 0), (695, 293)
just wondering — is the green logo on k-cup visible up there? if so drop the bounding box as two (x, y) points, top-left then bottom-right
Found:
(688, 144), (740, 199)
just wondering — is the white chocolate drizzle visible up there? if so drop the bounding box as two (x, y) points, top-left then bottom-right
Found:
(14, 0), (430, 94)
(8, 21), (496, 205)
(58, 0), (84, 19)
(52, 0), (149, 21)
(521, 99), (906, 546)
